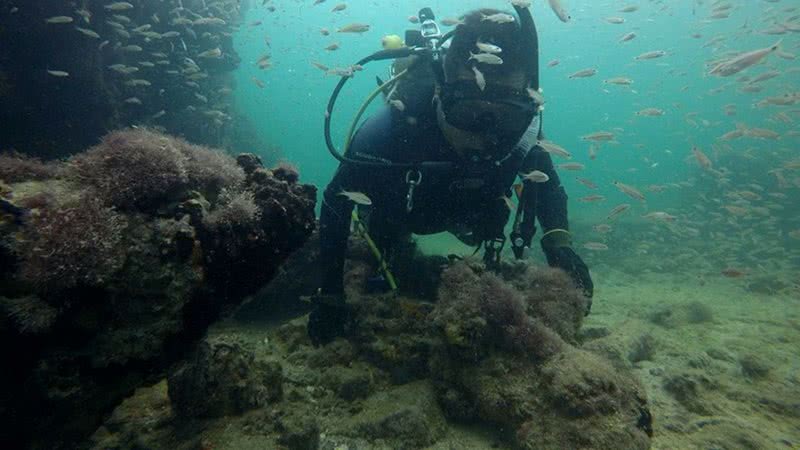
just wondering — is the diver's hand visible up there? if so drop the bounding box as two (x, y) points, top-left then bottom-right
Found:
(543, 247), (594, 315)
(306, 290), (351, 346)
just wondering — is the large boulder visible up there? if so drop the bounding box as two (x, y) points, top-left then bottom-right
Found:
(430, 262), (653, 450)
(168, 334), (283, 418)
(0, 129), (316, 448)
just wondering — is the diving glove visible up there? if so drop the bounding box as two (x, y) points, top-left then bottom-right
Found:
(307, 290), (352, 347)
(541, 230), (594, 315)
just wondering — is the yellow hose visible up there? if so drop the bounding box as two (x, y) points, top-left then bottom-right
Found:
(343, 68), (409, 155)
(341, 67), (410, 291)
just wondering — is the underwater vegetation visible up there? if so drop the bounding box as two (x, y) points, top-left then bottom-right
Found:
(431, 262), (652, 449)
(50, 232), (796, 450)
(0, 128), (316, 448)
(83, 245), (652, 450)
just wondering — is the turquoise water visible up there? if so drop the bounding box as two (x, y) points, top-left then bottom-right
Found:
(232, 0), (798, 264)
(2, 2), (797, 447)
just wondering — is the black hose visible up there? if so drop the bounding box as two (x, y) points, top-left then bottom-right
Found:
(323, 47), (445, 168)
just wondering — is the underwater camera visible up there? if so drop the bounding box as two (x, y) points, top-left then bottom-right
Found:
(323, 5), (539, 169)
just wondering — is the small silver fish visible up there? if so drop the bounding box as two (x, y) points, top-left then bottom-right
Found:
(389, 99), (405, 111)
(520, 170), (549, 183)
(481, 13), (515, 24)
(607, 203), (631, 220)
(198, 48), (222, 58)
(326, 67), (354, 78)
(603, 77), (633, 85)
(581, 131), (615, 142)
(337, 23), (370, 33)
(635, 50), (667, 60)
(469, 52), (503, 65)
(613, 181), (646, 202)
(642, 212), (677, 222)
(473, 66), (486, 91)
(440, 18), (464, 27)
(193, 17), (226, 26)
(526, 88), (545, 108)
(338, 191), (372, 205)
(45, 16), (74, 24)
(569, 68), (597, 79)
(476, 41), (502, 54)
(558, 162), (585, 171)
(104, 2), (134, 11)
(75, 27), (100, 38)
(636, 108), (665, 117)
(46, 70), (69, 77)
(537, 140), (572, 159)
(547, 0), (571, 23)
(709, 40), (781, 77)
(75, 9), (91, 23)
(124, 79), (151, 87)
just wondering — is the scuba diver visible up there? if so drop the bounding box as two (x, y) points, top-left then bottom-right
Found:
(309, 6), (593, 346)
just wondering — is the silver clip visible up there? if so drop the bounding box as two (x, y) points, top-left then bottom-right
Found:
(405, 170), (423, 213)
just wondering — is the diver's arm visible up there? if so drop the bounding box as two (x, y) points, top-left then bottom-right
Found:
(517, 147), (568, 248)
(528, 147), (569, 232)
(311, 109), (400, 345)
(319, 107), (398, 294)
(319, 164), (358, 295)
(522, 146), (593, 310)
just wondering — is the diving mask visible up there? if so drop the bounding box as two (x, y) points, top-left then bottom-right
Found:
(439, 81), (538, 138)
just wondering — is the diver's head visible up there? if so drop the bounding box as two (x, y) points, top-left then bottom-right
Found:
(434, 8), (539, 160)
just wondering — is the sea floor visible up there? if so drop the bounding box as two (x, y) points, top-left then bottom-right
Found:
(584, 267), (800, 449)
(92, 236), (800, 449)
(410, 234), (799, 448)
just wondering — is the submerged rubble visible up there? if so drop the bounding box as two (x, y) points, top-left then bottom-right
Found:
(0, 129), (316, 448)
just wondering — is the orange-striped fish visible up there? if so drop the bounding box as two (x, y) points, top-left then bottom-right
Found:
(576, 177), (598, 189)
(692, 146), (712, 170)
(578, 195), (605, 203)
(607, 203), (631, 220)
(613, 181), (646, 202)
(583, 242), (609, 251)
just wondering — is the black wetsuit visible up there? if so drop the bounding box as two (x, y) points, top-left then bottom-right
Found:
(319, 105), (570, 294)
